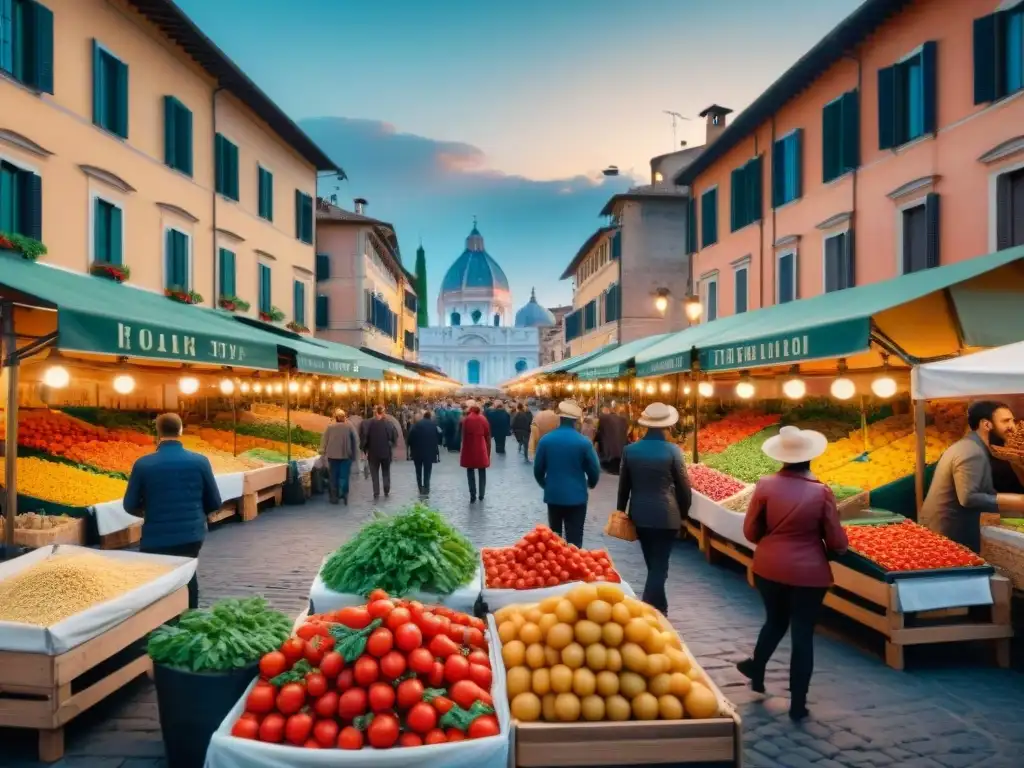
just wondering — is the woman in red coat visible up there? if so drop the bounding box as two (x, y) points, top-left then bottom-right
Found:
(460, 402), (491, 503)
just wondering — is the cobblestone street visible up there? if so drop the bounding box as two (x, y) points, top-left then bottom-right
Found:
(3, 452), (1024, 768)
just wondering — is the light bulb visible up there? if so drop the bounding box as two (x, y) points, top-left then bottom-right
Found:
(683, 385), (692, 395)
(43, 365), (70, 389)
(645, 384), (655, 395)
(320, 382), (327, 392)
(654, 295), (668, 314)
(302, 383), (311, 393)
(635, 380), (645, 391)
(288, 381), (299, 394)
(659, 382), (671, 394)
(219, 378), (235, 395)
(332, 382), (343, 394)
(567, 384), (575, 391)
(178, 376), (200, 395)
(782, 377), (806, 400)
(274, 383), (284, 394)
(698, 381), (714, 398)
(735, 381), (755, 399)
(112, 374), (135, 395)
(871, 376), (897, 398)
(831, 377), (856, 400)
(240, 382), (250, 393)
(253, 382), (263, 393)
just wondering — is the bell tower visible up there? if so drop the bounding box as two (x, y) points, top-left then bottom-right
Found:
(699, 105), (733, 145)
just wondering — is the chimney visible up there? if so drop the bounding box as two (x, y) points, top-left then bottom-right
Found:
(354, 197), (367, 215)
(699, 105), (733, 146)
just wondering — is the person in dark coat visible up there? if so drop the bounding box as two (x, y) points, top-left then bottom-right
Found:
(616, 403), (691, 615)
(460, 402), (491, 502)
(361, 405), (399, 499)
(511, 403), (533, 459)
(487, 402), (512, 455)
(319, 409), (358, 505)
(124, 413), (222, 609)
(408, 410), (441, 494)
(596, 404), (629, 475)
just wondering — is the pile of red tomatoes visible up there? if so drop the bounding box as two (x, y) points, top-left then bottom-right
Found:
(846, 520), (986, 572)
(482, 525), (622, 589)
(230, 591), (499, 750)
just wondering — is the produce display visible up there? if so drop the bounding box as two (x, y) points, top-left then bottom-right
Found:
(245, 403), (332, 435)
(0, 552), (170, 626)
(233, 420), (323, 451)
(148, 598), (292, 672)
(497, 583), (721, 722)
(61, 406), (155, 434)
(482, 525), (621, 589)
(177, 436), (263, 473)
(230, 592), (499, 749)
(320, 504), (479, 597)
(687, 464), (746, 502)
(193, 427), (317, 459)
(696, 412), (780, 455)
(13, 409), (153, 475)
(811, 414), (915, 474)
(701, 427), (782, 483)
(242, 447), (291, 464)
(14, 512), (78, 530)
(845, 520), (985, 572)
(816, 426), (960, 491)
(0, 456), (128, 506)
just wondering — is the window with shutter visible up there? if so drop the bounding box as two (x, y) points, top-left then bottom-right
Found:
(772, 130), (802, 208)
(164, 97), (193, 176)
(316, 294), (329, 330)
(734, 267), (748, 314)
(295, 191), (313, 243)
(823, 90), (861, 183)
(293, 280), (305, 325)
(258, 263), (272, 313)
(700, 188), (717, 247)
(165, 229), (189, 290)
(258, 167), (273, 221)
(730, 157), (762, 231)
(878, 43), (936, 150)
(974, 10), (1024, 104)
(610, 230), (622, 259)
(901, 204), (929, 273)
(995, 168), (1024, 248)
(777, 252), (796, 304)
(823, 231), (855, 293)
(703, 277), (718, 322)
(315, 253), (330, 281)
(215, 135), (239, 200)
(451, 311), (461, 327)
(1, 0), (53, 92)
(92, 41), (128, 138)
(0, 160), (40, 239)
(218, 249), (236, 297)
(93, 198), (123, 265)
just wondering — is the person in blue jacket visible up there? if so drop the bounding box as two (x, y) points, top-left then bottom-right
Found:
(124, 413), (223, 609)
(533, 400), (601, 546)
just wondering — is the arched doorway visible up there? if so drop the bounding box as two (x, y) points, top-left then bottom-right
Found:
(450, 311), (461, 326)
(467, 359), (481, 385)
(515, 359), (528, 374)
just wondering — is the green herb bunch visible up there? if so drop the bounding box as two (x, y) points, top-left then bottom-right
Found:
(241, 447), (291, 464)
(147, 597), (291, 673)
(233, 421), (322, 449)
(320, 503), (478, 597)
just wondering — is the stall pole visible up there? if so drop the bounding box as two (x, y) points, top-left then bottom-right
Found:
(2, 304), (19, 555)
(913, 398), (926, 513)
(231, 388), (238, 457)
(689, 363), (700, 466)
(285, 369), (293, 463)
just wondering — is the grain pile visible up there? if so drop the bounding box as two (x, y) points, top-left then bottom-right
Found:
(0, 552), (171, 626)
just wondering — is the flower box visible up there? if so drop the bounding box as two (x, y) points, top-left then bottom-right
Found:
(218, 295), (251, 313)
(285, 321), (309, 334)
(90, 261), (131, 283)
(258, 306), (285, 323)
(165, 287), (204, 305)
(0, 232), (47, 261)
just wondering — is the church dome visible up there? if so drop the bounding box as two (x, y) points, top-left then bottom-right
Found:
(440, 224), (510, 295)
(515, 288), (556, 327)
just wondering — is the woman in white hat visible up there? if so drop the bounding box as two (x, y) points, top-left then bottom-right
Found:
(615, 403), (691, 615)
(737, 425), (849, 721)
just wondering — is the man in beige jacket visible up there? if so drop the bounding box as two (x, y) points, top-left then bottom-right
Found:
(319, 409), (358, 505)
(528, 407), (559, 463)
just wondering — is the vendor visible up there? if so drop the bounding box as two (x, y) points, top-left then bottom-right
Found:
(920, 401), (1024, 553)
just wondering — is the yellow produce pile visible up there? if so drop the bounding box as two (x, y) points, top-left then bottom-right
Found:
(497, 583), (721, 723)
(177, 436), (262, 473)
(811, 415), (914, 473)
(0, 456), (127, 507)
(0, 552), (171, 626)
(817, 425), (960, 490)
(192, 428), (317, 460)
(247, 403), (331, 433)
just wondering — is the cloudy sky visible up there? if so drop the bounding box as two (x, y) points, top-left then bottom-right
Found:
(176, 0), (860, 322)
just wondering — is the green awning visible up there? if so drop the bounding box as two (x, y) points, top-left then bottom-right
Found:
(542, 345), (616, 376)
(0, 254), (280, 369)
(636, 245), (1024, 376)
(573, 334), (673, 379)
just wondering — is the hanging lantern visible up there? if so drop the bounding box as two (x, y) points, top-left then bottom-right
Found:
(178, 376), (200, 395)
(112, 374), (135, 395)
(219, 378), (235, 395)
(43, 365), (70, 389)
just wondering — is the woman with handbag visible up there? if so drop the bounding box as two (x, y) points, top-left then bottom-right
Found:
(615, 403), (692, 614)
(738, 426), (849, 721)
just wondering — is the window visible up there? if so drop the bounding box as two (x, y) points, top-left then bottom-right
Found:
(604, 283), (621, 323)
(295, 190), (313, 244)
(702, 275), (718, 322)
(471, 309), (482, 324)
(610, 230), (622, 259)
(466, 359), (480, 386)
(730, 156), (762, 231)
(215, 134), (239, 200)
(163, 96), (193, 176)
(293, 280), (306, 326)
(493, 313), (500, 327)
(515, 359), (528, 374)
(564, 310), (582, 342)
(974, 9), (1024, 103)
(258, 166), (273, 221)
(404, 330), (416, 350)
(164, 228), (190, 291)
(822, 90), (860, 183)
(901, 193), (940, 274)
(584, 300), (597, 331)
(733, 266), (748, 314)
(996, 167), (1024, 249)
(315, 253), (330, 281)
(772, 130), (802, 208)
(0, 159), (41, 239)
(218, 248), (236, 297)
(404, 290), (417, 313)
(701, 188), (718, 247)
(685, 196), (698, 254)
(878, 42), (936, 150)
(258, 263), (272, 313)
(0, 0), (53, 93)
(92, 41), (128, 138)
(823, 231), (855, 292)
(92, 198), (122, 265)
(450, 311), (461, 326)
(777, 251), (797, 304)
(316, 294), (329, 330)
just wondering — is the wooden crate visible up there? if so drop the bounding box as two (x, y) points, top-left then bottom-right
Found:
(686, 520), (755, 588)
(13, 518), (86, 549)
(239, 484), (284, 522)
(98, 521), (141, 550)
(981, 529), (1024, 592)
(207, 500), (239, 525)
(242, 464), (288, 495)
(0, 586), (188, 762)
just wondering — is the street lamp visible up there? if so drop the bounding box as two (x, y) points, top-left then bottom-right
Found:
(683, 294), (702, 323)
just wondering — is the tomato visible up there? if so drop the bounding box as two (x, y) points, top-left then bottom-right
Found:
(380, 650), (407, 680)
(335, 606), (372, 629)
(337, 725), (364, 750)
(399, 732), (423, 748)
(304, 637), (327, 666)
(446, 728), (466, 742)
(367, 599), (395, 620)
(415, 611), (443, 637)
(424, 728), (447, 745)
(469, 663), (492, 689)
(368, 681), (396, 713)
(231, 718), (259, 740)
(391, 678), (422, 711)
(427, 660), (445, 687)
(429, 634), (459, 659)
(238, 712), (260, 724)
(444, 654), (470, 684)
(258, 651), (287, 679)
(335, 667), (355, 692)
(394, 622), (423, 652)
(446, 623), (466, 644)
(405, 701), (438, 734)
(353, 655), (379, 687)
(468, 616), (485, 631)
(280, 637), (305, 664)
(468, 714), (500, 739)
(464, 627), (485, 649)
(284, 712), (314, 746)
(245, 683), (275, 714)
(449, 680), (493, 709)
(386, 606), (412, 631)
(408, 647), (434, 675)
(314, 691), (338, 719)
(366, 627), (394, 658)
(337, 687), (368, 720)
(276, 683), (306, 715)
(296, 623), (321, 641)
(368, 588), (390, 602)
(317, 650), (343, 679)
(303, 739), (321, 749)
(258, 713), (285, 743)
(367, 712), (400, 749)
(305, 671), (328, 698)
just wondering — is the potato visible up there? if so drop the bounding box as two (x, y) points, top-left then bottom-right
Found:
(511, 692), (542, 722)
(550, 664), (574, 694)
(605, 694), (631, 721)
(507, 666), (532, 697)
(580, 694), (606, 721)
(554, 692), (581, 722)
(596, 670), (619, 696)
(574, 620), (602, 647)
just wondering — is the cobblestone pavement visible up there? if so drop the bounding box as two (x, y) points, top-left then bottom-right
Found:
(3, 451), (1024, 768)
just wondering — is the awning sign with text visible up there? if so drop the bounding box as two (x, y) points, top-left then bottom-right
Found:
(576, 363), (628, 380)
(296, 353), (358, 375)
(698, 318), (870, 371)
(635, 350), (692, 378)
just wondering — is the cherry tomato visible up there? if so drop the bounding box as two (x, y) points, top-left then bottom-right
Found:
(416, 611), (443, 637)
(468, 714), (500, 739)
(337, 687), (368, 720)
(446, 728), (466, 742)
(319, 651), (343, 679)
(386, 606), (412, 631)
(394, 622), (423, 652)
(408, 647), (434, 675)
(245, 683), (275, 714)
(335, 667), (355, 692)
(353, 655), (379, 687)
(425, 728), (447, 745)
(399, 732), (423, 748)
(276, 683), (306, 715)
(444, 654), (470, 684)
(304, 637), (327, 666)
(284, 712), (314, 746)
(366, 712), (400, 749)
(367, 599), (395, 620)
(258, 713), (285, 743)
(280, 637), (305, 664)
(368, 588), (390, 602)
(469, 663), (492, 689)
(335, 606), (372, 629)
(231, 718), (259, 740)
(406, 701), (438, 734)
(258, 651), (287, 679)
(314, 691), (338, 719)
(380, 650), (407, 680)
(366, 627), (394, 657)
(337, 726), (364, 750)
(427, 660), (445, 687)
(396, 678), (425, 709)
(429, 634), (459, 658)
(368, 681), (396, 713)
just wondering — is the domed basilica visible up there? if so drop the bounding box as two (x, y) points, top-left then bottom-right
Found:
(418, 221), (554, 386)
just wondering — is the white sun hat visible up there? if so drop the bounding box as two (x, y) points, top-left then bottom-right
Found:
(557, 400), (583, 420)
(761, 425), (828, 464)
(637, 402), (680, 428)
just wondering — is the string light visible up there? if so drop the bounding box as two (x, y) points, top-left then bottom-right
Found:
(240, 382), (251, 393)
(253, 382), (263, 393)
(782, 377), (806, 400)
(735, 380), (755, 399)
(871, 376), (897, 398)
(697, 381), (714, 398)
(288, 381), (299, 394)
(645, 384), (655, 395)
(113, 374), (135, 395)
(178, 376), (200, 395)
(274, 383), (284, 394)
(219, 379), (235, 395)
(659, 382), (671, 394)
(43, 365), (70, 389)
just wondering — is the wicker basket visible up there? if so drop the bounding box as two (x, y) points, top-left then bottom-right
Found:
(981, 529), (1024, 591)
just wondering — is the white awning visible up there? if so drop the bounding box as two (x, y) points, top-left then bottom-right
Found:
(911, 341), (1024, 399)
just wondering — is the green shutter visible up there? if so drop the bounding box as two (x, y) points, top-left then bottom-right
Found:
(294, 190), (303, 240)
(219, 248), (236, 296)
(165, 230), (175, 287)
(214, 135), (223, 194)
(229, 141), (239, 200)
(114, 59), (128, 138)
(822, 99), (840, 182)
(878, 65), (896, 150)
(27, 1), (54, 94)
(771, 139), (784, 208)
(294, 280), (305, 325)
(790, 130), (802, 201)
(91, 39), (104, 127)
(840, 90), (860, 173)
(93, 198), (107, 262)
(920, 40), (937, 135)
(18, 171), (42, 241)
(973, 14), (1002, 104)
(729, 169), (740, 231)
(259, 264), (271, 312)
(164, 96), (177, 169)
(258, 167), (273, 220)
(109, 203), (122, 265)
(746, 157), (762, 226)
(316, 294), (329, 329)
(173, 231), (188, 288)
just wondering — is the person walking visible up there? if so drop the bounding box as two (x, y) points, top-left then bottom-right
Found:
(124, 413), (222, 609)
(319, 409), (358, 505)
(460, 401), (491, 502)
(512, 403), (533, 459)
(359, 408), (373, 478)
(533, 401), (600, 546)
(615, 403), (691, 615)
(595, 404), (628, 474)
(528, 405), (559, 463)
(737, 426), (849, 721)
(488, 401), (512, 455)
(361, 405), (398, 499)
(408, 410), (441, 495)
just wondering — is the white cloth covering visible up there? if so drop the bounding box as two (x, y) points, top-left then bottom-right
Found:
(911, 340), (1024, 399)
(309, 562), (483, 615)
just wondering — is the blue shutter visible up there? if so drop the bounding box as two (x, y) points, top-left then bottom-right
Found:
(316, 294), (329, 329)
(164, 96), (177, 169)
(735, 269), (747, 314)
(175, 232), (188, 288)
(920, 41), (938, 135)
(214, 135), (223, 194)
(178, 100), (193, 176)
(822, 98), (840, 183)
(316, 253), (330, 281)
(109, 203), (122, 265)
(293, 280), (305, 325)
(259, 265), (271, 312)
(840, 90), (860, 173)
(747, 156), (762, 225)
(91, 40), (104, 128)
(771, 139), (784, 208)
(165, 230), (174, 287)
(27, 1), (54, 94)
(0, 0), (11, 74)
(229, 141), (239, 200)
(93, 199), (107, 262)
(729, 168), (740, 231)
(219, 249), (236, 296)
(974, 14), (1001, 103)
(294, 190), (302, 239)
(790, 130), (802, 201)
(878, 65), (896, 150)
(18, 171), (42, 241)
(115, 59), (128, 138)
(925, 192), (940, 269)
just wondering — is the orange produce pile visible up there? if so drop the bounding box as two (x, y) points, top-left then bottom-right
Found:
(194, 428), (316, 459)
(62, 440), (152, 474)
(697, 412), (780, 455)
(483, 526), (621, 589)
(15, 410), (152, 454)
